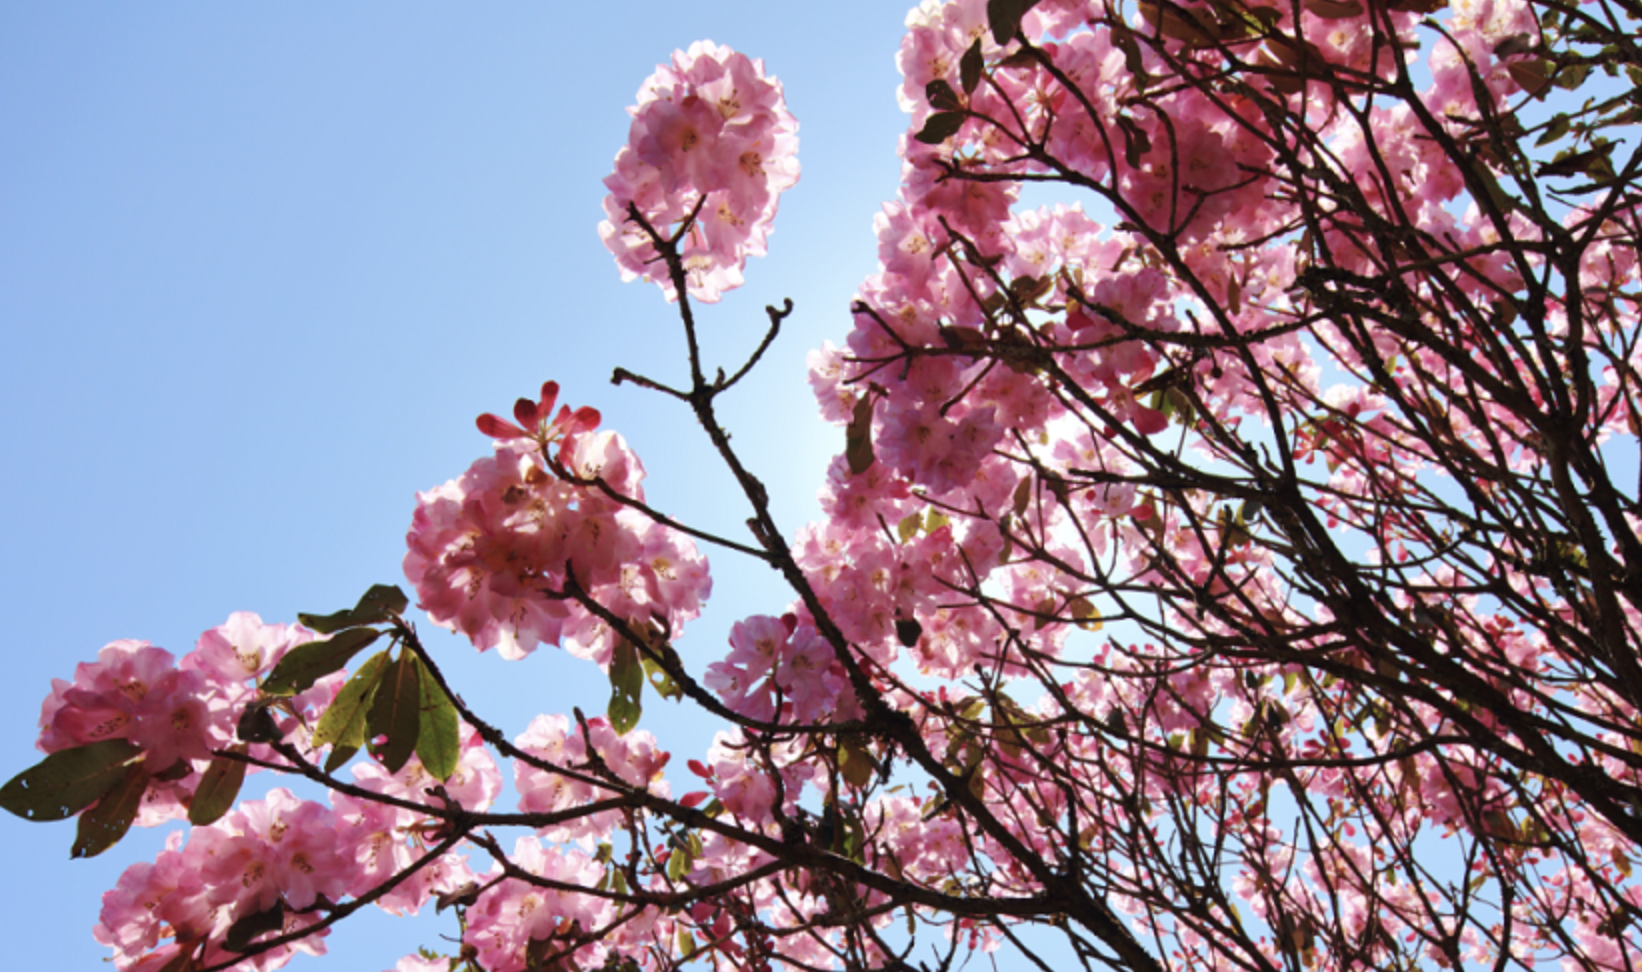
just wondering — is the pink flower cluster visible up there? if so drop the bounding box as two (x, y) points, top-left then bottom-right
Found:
(94, 789), (347, 972)
(513, 713), (669, 845)
(404, 385), (711, 666)
(36, 614), (312, 823)
(94, 724), (497, 971)
(600, 41), (799, 303)
(94, 782), (483, 972)
(463, 837), (619, 972)
(703, 614), (852, 724)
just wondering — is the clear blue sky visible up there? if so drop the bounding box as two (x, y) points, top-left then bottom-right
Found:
(0, 4), (913, 967)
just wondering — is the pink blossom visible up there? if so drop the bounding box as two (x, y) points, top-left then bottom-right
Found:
(601, 41), (799, 303)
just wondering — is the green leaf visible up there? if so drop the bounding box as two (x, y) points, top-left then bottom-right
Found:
(1112, 23), (1147, 82)
(1539, 142), (1616, 180)
(189, 749), (249, 826)
(1116, 114), (1151, 170)
(987, 0), (1040, 43)
(666, 839), (692, 882)
(224, 900), (285, 952)
(845, 395), (876, 475)
(0, 739), (144, 822)
(358, 583), (409, 617)
(608, 639), (645, 736)
(639, 654), (684, 702)
(236, 704), (281, 744)
(840, 739), (877, 789)
(1012, 475), (1032, 517)
(1471, 161), (1521, 213)
(1507, 57), (1552, 98)
(913, 111), (967, 145)
(311, 651), (389, 751)
(71, 762), (149, 858)
(367, 650), (423, 775)
(151, 759), (192, 782)
(1553, 62), (1591, 91)
(895, 617), (923, 648)
(298, 583), (408, 634)
(960, 39), (984, 94)
(897, 512), (923, 543)
(435, 881), (482, 913)
(261, 627), (381, 697)
(324, 744), (359, 775)
(926, 78), (962, 111)
(841, 813), (867, 863)
(1069, 596), (1103, 631)
(414, 655), (461, 782)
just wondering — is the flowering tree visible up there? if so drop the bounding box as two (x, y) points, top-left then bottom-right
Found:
(7, 2), (1642, 971)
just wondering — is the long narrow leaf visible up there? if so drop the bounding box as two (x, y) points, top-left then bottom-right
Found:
(0, 740), (143, 822)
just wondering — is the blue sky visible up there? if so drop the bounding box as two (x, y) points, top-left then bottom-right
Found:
(0, 3), (915, 967)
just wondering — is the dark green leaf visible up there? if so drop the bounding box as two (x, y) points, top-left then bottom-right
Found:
(298, 610), (352, 635)
(895, 617), (923, 648)
(987, 0), (1040, 43)
(842, 813), (867, 863)
(71, 762), (149, 858)
(151, 759), (193, 783)
(998, 47), (1040, 69)
(839, 739), (877, 789)
(358, 584), (409, 617)
(913, 111), (967, 145)
(1010, 274), (1051, 303)
(1507, 58), (1552, 98)
(261, 627), (381, 697)
(311, 651), (389, 751)
(0, 739), (143, 822)
(236, 704), (282, 744)
(367, 651), (423, 775)
(224, 900), (285, 952)
(1554, 62), (1591, 91)
(297, 584), (408, 634)
(526, 937), (555, 971)
(435, 881), (481, 913)
(1116, 114), (1151, 170)
(1471, 161), (1522, 213)
(845, 395), (876, 474)
(414, 655), (461, 781)
(960, 39), (984, 94)
(324, 744), (359, 775)
(926, 78), (962, 111)
(1539, 142), (1615, 179)
(939, 325), (987, 352)
(608, 639), (645, 736)
(188, 749), (248, 826)
(1112, 23), (1147, 79)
